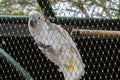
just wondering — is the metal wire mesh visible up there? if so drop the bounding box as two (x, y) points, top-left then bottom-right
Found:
(0, 0), (120, 80)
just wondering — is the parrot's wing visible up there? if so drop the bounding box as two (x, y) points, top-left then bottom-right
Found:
(48, 22), (85, 69)
(47, 23), (71, 41)
(47, 23), (82, 60)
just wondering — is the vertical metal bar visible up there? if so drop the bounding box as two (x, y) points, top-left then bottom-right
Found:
(37, 0), (55, 18)
(36, 0), (60, 24)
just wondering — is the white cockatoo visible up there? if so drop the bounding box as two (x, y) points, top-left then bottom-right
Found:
(28, 11), (85, 80)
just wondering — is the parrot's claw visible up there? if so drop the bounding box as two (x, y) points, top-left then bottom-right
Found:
(34, 41), (38, 46)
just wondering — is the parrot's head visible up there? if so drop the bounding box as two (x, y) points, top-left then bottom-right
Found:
(28, 11), (45, 28)
(28, 11), (47, 36)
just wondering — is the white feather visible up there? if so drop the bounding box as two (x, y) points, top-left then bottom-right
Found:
(28, 11), (85, 80)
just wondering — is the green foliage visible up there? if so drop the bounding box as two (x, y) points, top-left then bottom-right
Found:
(0, 0), (41, 15)
(0, 0), (119, 18)
(51, 0), (120, 18)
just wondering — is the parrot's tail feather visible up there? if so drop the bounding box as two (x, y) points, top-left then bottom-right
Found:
(60, 62), (85, 80)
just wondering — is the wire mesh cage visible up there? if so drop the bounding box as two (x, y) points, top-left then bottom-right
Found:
(0, 0), (120, 80)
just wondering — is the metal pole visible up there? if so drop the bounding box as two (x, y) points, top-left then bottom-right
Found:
(71, 29), (120, 38)
(0, 48), (33, 80)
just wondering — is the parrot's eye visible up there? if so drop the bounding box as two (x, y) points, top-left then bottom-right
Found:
(38, 17), (40, 19)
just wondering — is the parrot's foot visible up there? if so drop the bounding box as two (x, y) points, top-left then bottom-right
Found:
(35, 41), (50, 49)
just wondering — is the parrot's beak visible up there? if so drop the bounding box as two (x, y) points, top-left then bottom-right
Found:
(30, 18), (37, 27)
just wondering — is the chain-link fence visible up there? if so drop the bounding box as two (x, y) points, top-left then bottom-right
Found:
(0, 0), (120, 80)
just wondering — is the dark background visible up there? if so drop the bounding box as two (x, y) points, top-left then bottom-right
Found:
(0, 17), (120, 80)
